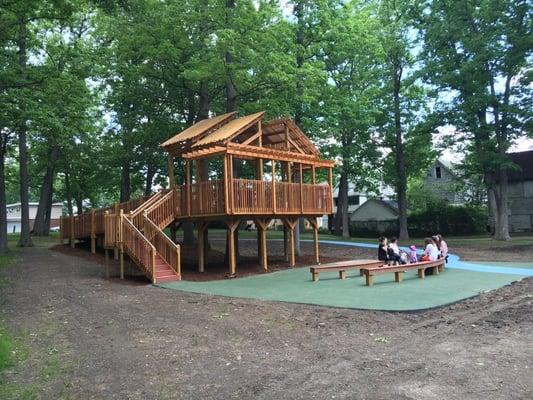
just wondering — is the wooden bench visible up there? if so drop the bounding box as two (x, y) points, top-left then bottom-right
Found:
(360, 259), (446, 287)
(310, 259), (385, 282)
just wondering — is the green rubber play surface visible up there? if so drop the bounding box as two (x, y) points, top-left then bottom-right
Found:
(159, 265), (527, 311)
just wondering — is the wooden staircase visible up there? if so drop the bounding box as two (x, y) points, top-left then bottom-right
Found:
(100, 190), (181, 283)
(154, 254), (180, 283)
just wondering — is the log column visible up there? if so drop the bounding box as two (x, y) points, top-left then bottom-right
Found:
(308, 217), (320, 264)
(90, 209), (96, 254)
(226, 219), (240, 275)
(197, 221), (208, 272)
(255, 219), (270, 271)
(283, 218), (298, 268)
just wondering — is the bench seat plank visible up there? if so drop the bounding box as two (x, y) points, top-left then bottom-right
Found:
(361, 259), (445, 286)
(310, 259), (384, 282)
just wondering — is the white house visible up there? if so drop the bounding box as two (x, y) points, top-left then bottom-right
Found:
(323, 184), (395, 229)
(6, 202), (62, 233)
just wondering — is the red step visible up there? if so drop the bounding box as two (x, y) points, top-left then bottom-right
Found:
(154, 254), (179, 282)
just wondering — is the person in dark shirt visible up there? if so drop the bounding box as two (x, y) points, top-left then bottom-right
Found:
(378, 236), (389, 264)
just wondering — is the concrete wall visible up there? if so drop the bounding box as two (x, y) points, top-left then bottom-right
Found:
(508, 180), (533, 232)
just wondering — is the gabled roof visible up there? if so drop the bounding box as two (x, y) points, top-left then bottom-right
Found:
(261, 118), (320, 156)
(161, 112), (329, 164)
(350, 198), (400, 219)
(160, 112), (236, 152)
(193, 112), (265, 148)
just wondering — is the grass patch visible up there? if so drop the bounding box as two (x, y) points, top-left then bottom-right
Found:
(0, 328), (11, 373)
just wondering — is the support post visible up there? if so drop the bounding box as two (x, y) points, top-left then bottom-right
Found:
(228, 155), (234, 214)
(283, 218), (297, 268)
(255, 219), (269, 271)
(114, 203), (119, 260)
(119, 209), (124, 279)
(186, 160), (191, 216)
(90, 209), (96, 254)
(299, 163), (304, 213)
(308, 217), (320, 264)
(197, 221), (207, 272)
(271, 160), (276, 214)
(105, 248), (110, 279)
(328, 167), (333, 213)
(224, 154), (229, 214)
(226, 219), (239, 276)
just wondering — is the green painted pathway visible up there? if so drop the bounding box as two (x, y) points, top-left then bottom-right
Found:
(159, 266), (527, 311)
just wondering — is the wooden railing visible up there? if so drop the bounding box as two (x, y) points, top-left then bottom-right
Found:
(190, 180), (225, 216)
(104, 212), (118, 248)
(121, 216), (157, 282)
(61, 194), (154, 240)
(144, 216), (181, 279)
(232, 179), (272, 214)
(275, 181), (301, 213)
(302, 183), (332, 213)
(145, 190), (176, 229)
(130, 191), (164, 229)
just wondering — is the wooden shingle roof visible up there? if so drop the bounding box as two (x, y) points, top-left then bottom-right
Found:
(193, 112), (265, 148)
(160, 112), (236, 151)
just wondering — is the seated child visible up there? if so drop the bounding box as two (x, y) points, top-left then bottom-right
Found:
(387, 237), (403, 265)
(408, 245), (418, 263)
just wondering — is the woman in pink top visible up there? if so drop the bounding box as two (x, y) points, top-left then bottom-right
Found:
(437, 234), (448, 263)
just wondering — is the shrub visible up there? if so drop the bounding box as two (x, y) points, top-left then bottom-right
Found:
(408, 204), (488, 236)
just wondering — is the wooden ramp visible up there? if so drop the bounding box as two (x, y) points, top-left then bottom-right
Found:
(60, 191), (181, 284)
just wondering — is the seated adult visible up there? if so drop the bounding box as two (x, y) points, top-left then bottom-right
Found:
(377, 236), (389, 264)
(389, 236), (406, 265)
(420, 237), (439, 275)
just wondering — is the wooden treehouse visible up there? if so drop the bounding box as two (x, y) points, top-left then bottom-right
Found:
(60, 111), (334, 282)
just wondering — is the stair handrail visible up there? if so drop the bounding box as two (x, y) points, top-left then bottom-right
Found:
(144, 189), (176, 229)
(144, 189), (173, 214)
(129, 190), (165, 218)
(121, 214), (158, 283)
(143, 212), (181, 280)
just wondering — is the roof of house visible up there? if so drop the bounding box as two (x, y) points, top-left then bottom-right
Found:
(350, 198), (400, 219)
(507, 150), (533, 182)
(7, 202), (62, 208)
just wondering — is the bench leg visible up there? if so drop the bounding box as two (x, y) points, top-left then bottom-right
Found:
(438, 264), (444, 273)
(339, 270), (346, 280)
(312, 272), (319, 282)
(365, 273), (373, 287)
(360, 269), (364, 276)
(395, 271), (403, 283)
(434, 266), (439, 275)
(418, 268), (425, 279)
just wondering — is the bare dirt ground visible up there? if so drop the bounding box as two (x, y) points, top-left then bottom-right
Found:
(1, 241), (532, 399)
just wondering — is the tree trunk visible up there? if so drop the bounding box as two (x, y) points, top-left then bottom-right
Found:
(76, 196), (83, 216)
(34, 146), (58, 236)
(393, 63), (409, 240)
(493, 169), (511, 240)
(120, 161), (131, 202)
(0, 133), (9, 254)
(17, 18), (32, 247)
(334, 170), (348, 236)
(65, 170), (74, 216)
(144, 164), (155, 197)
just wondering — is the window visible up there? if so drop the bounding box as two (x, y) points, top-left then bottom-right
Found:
(348, 195), (360, 205)
(435, 166), (442, 179)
